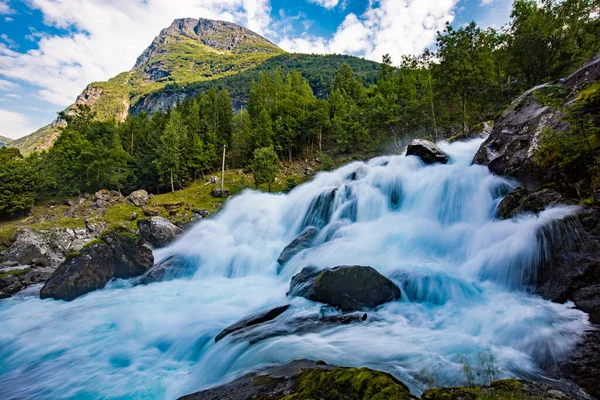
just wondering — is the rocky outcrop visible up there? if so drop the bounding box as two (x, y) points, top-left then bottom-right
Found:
(422, 379), (574, 400)
(137, 217), (183, 248)
(277, 227), (319, 267)
(40, 229), (153, 301)
(215, 305), (290, 342)
(179, 359), (416, 400)
(496, 188), (569, 219)
(406, 139), (449, 164)
(288, 265), (401, 312)
(127, 189), (149, 207)
(473, 55), (600, 192)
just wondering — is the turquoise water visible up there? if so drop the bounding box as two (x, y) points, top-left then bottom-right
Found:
(0, 139), (589, 399)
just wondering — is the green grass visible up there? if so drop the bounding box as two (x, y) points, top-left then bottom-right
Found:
(0, 268), (31, 280)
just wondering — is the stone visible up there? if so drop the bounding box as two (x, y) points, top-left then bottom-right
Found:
(422, 379), (574, 400)
(138, 255), (192, 284)
(215, 305), (291, 342)
(288, 265), (401, 312)
(127, 189), (149, 207)
(406, 139), (449, 164)
(211, 188), (231, 198)
(94, 189), (112, 202)
(137, 217), (183, 248)
(277, 227), (319, 267)
(127, 212), (139, 221)
(496, 188), (568, 219)
(178, 360), (416, 400)
(40, 229), (153, 301)
(142, 207), (161, 217)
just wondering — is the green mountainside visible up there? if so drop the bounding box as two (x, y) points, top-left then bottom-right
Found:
(11, 17), (380, 154)
(0, 136), (14, 147)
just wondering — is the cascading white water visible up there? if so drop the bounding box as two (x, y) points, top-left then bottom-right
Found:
(0, 139), (590, 400)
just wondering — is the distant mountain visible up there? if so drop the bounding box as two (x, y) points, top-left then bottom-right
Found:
(0, 135), (14, 147)
(12, 17), (380, 154)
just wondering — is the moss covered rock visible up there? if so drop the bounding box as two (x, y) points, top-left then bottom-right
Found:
(422, 379), (573, 400)
(179, 360), (416, 400)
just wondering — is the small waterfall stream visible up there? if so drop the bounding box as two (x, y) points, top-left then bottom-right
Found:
(0, 139), (589, 399)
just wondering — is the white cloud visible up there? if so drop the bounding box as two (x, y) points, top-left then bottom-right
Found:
(480, 0), (494, 5)
(4, 16), (13, 22)
(0, 0), (273, 107)
(0, 78), (18, 90)
(0, 109), (39, 139)
(280, 0), (459, 64)
(0, 1), (13, 15)
(308, 0), (341, 9)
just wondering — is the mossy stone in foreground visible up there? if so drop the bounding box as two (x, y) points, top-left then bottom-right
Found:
(422, 379), (573, 400)
(283, 367), (416, 400)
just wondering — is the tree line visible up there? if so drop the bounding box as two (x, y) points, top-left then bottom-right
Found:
(1, 0), (598, 217)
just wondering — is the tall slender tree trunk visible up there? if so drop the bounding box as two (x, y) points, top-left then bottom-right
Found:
(319, 127), (322, 151)
(170, 171), (174, 193)
(462, 94), (467, 134)
(288, 146), (292, 163)
(221, 145), (226, 191)
(428, 73), (438, 140)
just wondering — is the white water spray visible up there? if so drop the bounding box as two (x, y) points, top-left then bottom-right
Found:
(0, 139), (589, 399)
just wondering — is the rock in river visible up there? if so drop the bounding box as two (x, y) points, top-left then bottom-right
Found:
(406, 139), (449, 165)
(288, 265), (401, 311)
(137, 216), (183, 248)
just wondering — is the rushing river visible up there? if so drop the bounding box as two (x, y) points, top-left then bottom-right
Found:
(0, 139), (589, 399)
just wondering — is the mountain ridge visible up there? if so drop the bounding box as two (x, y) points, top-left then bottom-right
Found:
(11, 17), (379, 154)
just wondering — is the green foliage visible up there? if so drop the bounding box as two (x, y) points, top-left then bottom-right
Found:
(283, 367), (414, 400)
(317, 151), (334, 171)
(251, 147), (280, 192)
(0, 148), (39, 217)
(0, 268), (31, 280)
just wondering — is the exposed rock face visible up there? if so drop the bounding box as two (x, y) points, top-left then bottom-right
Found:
(288, 265), (401, 311)
(40, 229), (153, 301)
(277, 227), (319, 267)
(39, 243), (115, 301)
(134, 18), (282, 70)
(215, 305), (291, 342)
(137, 217), (183, 248)
(179, 359), (416, 400)
(406, 139), (449, 164)
(496, 188), (569, 220)
(473, 55), (600, 192)
(127, 189), (149, 207)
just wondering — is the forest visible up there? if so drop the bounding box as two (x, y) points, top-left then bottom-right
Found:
(1, 0), (598, 217)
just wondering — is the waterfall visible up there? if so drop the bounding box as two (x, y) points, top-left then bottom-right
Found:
(0, 138), (589, 399)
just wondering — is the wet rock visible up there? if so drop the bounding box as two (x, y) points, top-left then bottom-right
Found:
(550, 330), (600, 399)
(215, 305), (291, 342)
(422, 379), (574, 400)
(179, 359), (416, 400)
(277, 227), (319, 267)
(192, 209), (209, 218)
(39, 243), (114, 301)
(138, 255), (192, 284)
(40, 228), (153, 301)
(127, 189), (149, 207)
(137, 217), (183, 248)
(0, 267), (52, 299)
(406, 139), (449, 165)
(288, 265), (401, 312)
(496, 188), (569, 219)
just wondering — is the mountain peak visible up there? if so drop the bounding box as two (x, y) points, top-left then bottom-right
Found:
(133, 17), (282, 70)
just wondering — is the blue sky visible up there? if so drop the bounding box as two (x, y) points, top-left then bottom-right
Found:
(0, 0), (513, 139)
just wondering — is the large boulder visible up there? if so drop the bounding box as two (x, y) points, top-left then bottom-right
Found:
(39, 243), (115, 301)
(179, 360), (416, 400)
(422, 379), (574, 400)
(137, 217), (183, 248)
(288, 265), (401, 312)
(3, 229), (53, 267)
(406, 139), (449, 165)
(215, 305), (290, 342)
(127, 189), (149, 207)
(277, 227), (319, 267)
(40, 228), (153, 301)
(473, 55), (600, 193)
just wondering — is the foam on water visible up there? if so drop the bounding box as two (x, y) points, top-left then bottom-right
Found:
(0, 138), (590, 399)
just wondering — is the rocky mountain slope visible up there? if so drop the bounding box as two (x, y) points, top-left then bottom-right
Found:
(0, 135), (13, 147)
(11, 18), (380, 154)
